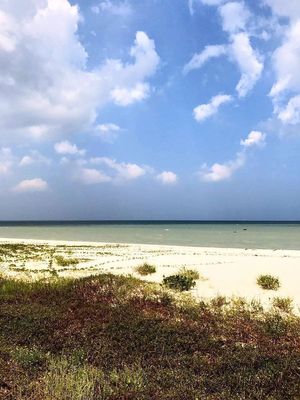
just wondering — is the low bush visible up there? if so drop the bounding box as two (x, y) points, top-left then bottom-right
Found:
(257, 274), (280, 290)
(55, 255), (79, 267)
(163, 274), (196, 291)
(135, 263), (156, 276)
(178, 267), (201, 280)
(273, 297), (293, 313)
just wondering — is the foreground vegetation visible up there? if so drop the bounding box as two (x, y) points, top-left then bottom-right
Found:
(0, 273), (300, 399)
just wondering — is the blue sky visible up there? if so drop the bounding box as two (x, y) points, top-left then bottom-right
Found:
(0, 0), (300, 220)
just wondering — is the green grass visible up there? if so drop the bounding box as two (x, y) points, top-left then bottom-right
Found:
(55, 255), (80, 267)
(135, 263), (156, 276)
(257, 274), (280, 290)
(0, 274), (300, 399)
(163, 274), (196, 291)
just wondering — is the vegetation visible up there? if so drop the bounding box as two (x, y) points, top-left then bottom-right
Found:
(257, 274), (280, 290)
(178, 267), (202, 280)
(163, 274), (196, 291)
(135, 263), (156, 276)
(273, 297), (293, 313)
(55, 255), (80, 267)
(0, 273), (300, 399)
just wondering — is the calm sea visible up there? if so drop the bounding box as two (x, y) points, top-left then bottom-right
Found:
(0, 221), (300, 250)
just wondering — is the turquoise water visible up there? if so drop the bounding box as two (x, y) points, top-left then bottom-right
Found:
(0, 222), (300, 250)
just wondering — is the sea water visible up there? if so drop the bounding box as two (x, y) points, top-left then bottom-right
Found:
(0, 221), (300, 250)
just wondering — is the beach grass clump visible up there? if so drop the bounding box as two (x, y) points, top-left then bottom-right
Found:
(163, 274), (196, 291)
(178, 267), (202, 280)
(55, 255), (80, 267)
(273, 297), (293, 313)
(257, 274), (280, 290)
(135, 263), (156, 276)
(1, 273), (300, 399)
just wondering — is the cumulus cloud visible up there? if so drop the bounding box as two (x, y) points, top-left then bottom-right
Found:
(156, 171), (178, 185)
(263, 0), (300, 20)
(219, 2), (250, 34)
(193, 94), (232, 122)
(229, 32), (263, 97)
(91, 0), (132, 17)
(77, 168), (111, 184)
(19, 150), (51, 166)
(95, 123), (121, 142)
(200, 130), (265, 182)
(0, 1), (160, 141)
(0, 147), (14, 174)
(111, 83), (150, 106)
(183, 45), (227, 74)
(185, 2), (263, 97)
(240, 130), (266, 147)
(90, 157), (146, 181)
(200, 152), (245, 182)
(13, 178), (48, 192)
(54, 141), (86, 156)
(268, 20), (300, 126)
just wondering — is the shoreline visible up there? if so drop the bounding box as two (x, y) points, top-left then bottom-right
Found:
(1, 237), (300, 312)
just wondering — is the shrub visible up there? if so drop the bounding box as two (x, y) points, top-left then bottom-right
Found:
(273, 297), (293, 313)
(55, 255), (79, 267)
(135, 263), (156, 276)
(178, 267), (200, 280)
(257, 274), (280, 290)
(163, 274), (196, 291)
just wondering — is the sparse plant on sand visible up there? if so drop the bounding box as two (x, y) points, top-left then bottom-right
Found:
(178, 267), (202, 280)
(135, 263), (156, 276)
(257, 274), (280, 290)
(273, 297), (293, 313)
(163, 274), (196, 291)
(55, 255), (80, 267)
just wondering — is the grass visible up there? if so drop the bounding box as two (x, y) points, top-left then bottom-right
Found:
(257, 274), (280, 290)
(55, 255), (80, 267)
(135, 263), (156, 276)
(273, 297), (293, 313)
(163, 274), (196, 291)
(1, 274), (300, 399)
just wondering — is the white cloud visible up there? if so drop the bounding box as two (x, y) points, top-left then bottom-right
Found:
(111, 83), (150, 106)
(0, 147), (14, 174)
(95, 123), (121, 142)
(156, 171), (178, 185)
(229, 32), (263, 97)
(240, 131), (266, 147)
(200, 152), (245, 182)
(13, 178), (48, 192)
(277, 95), (300, 125)
(189, 0), (225, 14)
(183, 45), (227, 74)
(54, 140), (86, 156)
(90, 157), (146, 181)
(193, 94), (232, 122)
(77, 168), (111, 184)
(264, 0), (300, 20)
(219, 2), (250, 34)
(200, 130), (266, 182)
(0, 2), (159, 141)
(19, 150), (51, 166)
(91, 1), (132, 17)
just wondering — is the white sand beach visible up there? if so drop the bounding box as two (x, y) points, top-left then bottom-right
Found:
(1, 237), (300, 311)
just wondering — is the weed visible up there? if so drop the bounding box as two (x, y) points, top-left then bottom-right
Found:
(257, 274), (280, 290)
(135, 263), (156, 276)
(163, 274), (196, 291)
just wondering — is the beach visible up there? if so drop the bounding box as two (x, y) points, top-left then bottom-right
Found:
(1, 237), (300, 311)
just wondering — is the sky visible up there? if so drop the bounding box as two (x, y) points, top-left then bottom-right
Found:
(0, 0), (300, 220)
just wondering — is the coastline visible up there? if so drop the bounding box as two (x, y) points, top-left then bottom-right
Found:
(1, 237), (300, 311)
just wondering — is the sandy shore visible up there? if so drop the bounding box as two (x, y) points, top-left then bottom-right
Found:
(1, 237), (300, 311)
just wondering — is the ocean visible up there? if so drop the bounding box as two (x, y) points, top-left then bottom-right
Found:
(0, 221), (300, 250)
